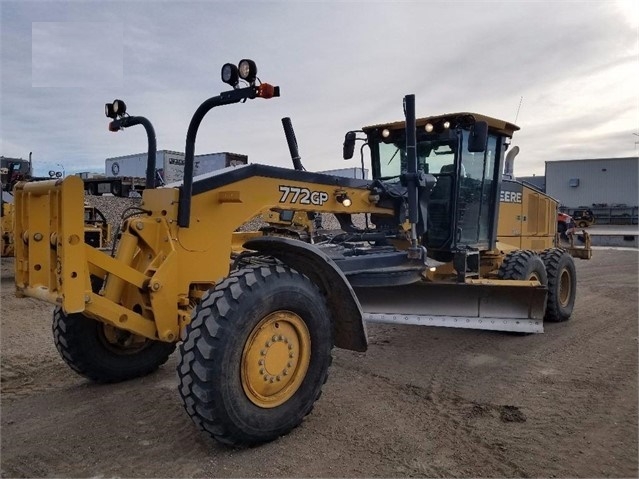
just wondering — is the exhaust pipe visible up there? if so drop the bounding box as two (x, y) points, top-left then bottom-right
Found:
(503, 145), (519, 180)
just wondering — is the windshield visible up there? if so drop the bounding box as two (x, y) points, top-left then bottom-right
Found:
(378, 139), (457, 180)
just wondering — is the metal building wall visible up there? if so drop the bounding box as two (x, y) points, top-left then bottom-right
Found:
(545, 157), (638, 207)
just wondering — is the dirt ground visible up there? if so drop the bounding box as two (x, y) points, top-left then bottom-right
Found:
(1, 249), (637, 478)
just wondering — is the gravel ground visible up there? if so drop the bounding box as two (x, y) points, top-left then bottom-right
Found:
(83, 193), (368, 243)
(1, 250), (637, 478)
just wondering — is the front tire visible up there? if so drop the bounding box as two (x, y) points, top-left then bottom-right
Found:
(53, 308), (176, 383)
(541, 248), (577, 322)
(498, 250), (548, 285)
(177, 265), (333, 446)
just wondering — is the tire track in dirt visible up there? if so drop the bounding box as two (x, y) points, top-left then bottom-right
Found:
(1, 251), (637, 478)
(1, 361), (220, 478)
(333, 348), (531, 477)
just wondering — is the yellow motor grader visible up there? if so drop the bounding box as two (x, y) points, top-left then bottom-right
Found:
(13, 60), (590, 446)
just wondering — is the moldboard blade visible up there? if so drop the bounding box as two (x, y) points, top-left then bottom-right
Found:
(355, 281), (547, 334)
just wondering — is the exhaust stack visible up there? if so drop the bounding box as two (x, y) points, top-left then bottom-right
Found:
(503, 145), (519, 180)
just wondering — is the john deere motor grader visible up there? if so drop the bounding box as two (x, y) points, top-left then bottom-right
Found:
(13, 60), (589, 446)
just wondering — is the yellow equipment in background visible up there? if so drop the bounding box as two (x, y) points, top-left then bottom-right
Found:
(1, 199), (14, 257)
(12, 60), (590, 447)
(81, 202), (111, 250)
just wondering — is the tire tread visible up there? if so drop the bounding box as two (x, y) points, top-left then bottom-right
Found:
(177, 265), (333, 446)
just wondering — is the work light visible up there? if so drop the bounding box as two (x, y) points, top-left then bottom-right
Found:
(221, 63), (239, 87)
(113, 99), (126, 116)
(105, 99), (126, 119)
(336, 193), (352, 207)
(238, 59), (257, 83)
(105, 103), (116, 119)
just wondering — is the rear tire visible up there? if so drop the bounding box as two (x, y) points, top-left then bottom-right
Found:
(498, 250), (548, 285)
(110, 182), (122, 197)
(177, 265), (333, 446)
(53, 308), (176, 383)
(541, 248), (577, 322)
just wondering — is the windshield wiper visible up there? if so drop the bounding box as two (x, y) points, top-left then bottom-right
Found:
(386, 147), (401, 165)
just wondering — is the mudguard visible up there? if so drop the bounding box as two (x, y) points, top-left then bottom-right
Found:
(243, 237), (368, 352)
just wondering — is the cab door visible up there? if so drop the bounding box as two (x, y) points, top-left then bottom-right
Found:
(457, 134), (499, 249)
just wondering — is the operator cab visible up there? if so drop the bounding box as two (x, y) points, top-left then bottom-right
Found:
(359, 113), (518, 259)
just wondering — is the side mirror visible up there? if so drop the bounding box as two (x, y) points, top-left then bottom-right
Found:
(343, 131), (356, 160)
(468, 121), (488, 153)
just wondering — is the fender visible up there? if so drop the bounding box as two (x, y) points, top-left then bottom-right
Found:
(243, 236), (368, 352)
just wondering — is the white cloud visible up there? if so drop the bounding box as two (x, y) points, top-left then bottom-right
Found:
(32, 22), (123, 87)
(1, 1), (637, 178)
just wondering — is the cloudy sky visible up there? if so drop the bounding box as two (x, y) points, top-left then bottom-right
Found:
(1, 0), (638, 178)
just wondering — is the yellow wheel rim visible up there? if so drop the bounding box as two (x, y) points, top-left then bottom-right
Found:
(241, 311), (311, 408)
(559, 269), (571, 306)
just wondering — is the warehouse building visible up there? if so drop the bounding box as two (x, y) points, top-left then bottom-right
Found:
(545, 157), (638, 207)
(545, 156), (638, 224)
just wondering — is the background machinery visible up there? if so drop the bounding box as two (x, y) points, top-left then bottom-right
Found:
(12, 60), (590, 447)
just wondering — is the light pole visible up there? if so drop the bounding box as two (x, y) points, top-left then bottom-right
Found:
(56, 163), (65, 178)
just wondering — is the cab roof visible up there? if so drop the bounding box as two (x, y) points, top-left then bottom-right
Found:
(362, 112), (520, 137)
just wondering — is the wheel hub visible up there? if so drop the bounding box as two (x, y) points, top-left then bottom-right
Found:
(559, 269), (571, 306)
(241, 311), (310, 408)
(100, 324), (149, 354)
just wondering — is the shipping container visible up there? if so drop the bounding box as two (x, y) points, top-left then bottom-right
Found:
(105, 150), (186, 184)
(105, 151), (248, 184)
(194, 152), (248, 176)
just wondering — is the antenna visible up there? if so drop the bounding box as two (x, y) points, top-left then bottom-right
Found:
(514, 96), (524, 124)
